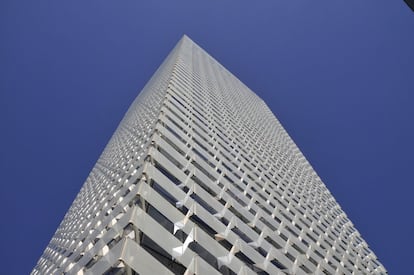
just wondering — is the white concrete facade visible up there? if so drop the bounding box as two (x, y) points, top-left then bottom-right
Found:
(33, 36), (386, 275)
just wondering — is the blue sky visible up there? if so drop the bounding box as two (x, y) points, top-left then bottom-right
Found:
(1, 1), (413, 274)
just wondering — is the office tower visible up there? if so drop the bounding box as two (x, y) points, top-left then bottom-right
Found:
(32, 36), (386, 275)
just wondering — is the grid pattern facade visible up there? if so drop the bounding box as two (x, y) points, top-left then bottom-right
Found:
(33, 36), (386, 275)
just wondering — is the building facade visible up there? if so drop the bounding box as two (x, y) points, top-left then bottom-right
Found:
(33, 36), (386, 275)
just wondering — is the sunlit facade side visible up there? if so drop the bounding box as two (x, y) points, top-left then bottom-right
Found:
(32, 36), (386, 275)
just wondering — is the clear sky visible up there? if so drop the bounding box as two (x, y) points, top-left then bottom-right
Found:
(1, 1), (413, 274)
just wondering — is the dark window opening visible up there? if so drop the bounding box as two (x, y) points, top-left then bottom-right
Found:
(231, 227), (252, 243)
(271, 258), (287, 270)
(188, 242), (218, 270)
(190, 215), (216, 238)
(141, 234), (186, 274)
(154, 161), (181, 186)
(147, 204), (174, 233)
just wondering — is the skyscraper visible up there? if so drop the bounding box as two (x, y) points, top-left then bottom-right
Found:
(32, 36), (386, 275)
